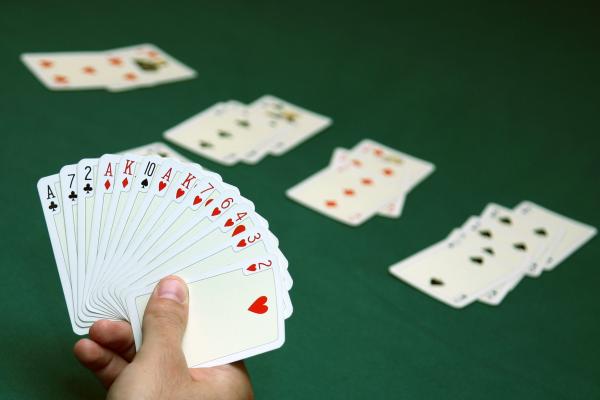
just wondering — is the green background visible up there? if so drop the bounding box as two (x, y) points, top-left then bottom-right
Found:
(1, 0), (599, 398)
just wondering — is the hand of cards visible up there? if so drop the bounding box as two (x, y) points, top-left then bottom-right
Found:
(390, 201), (596, 308)
(22, 43), (196, 91)
(287, 139), (435, 225)
(164, 95), (332, 165)
(37, 155), (292, 367)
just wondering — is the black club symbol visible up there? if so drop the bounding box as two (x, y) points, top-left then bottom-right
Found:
(83, 183), (93, 194)
(48, 201), (58, 212)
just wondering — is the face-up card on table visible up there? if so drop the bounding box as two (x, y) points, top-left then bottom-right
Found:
(514, 201), (596, 270)
(349, 139), (435, 191)
(164, 102), (246, 165)
(330, 147), (405, 218)
(126, 259), (285, 368)
(287, 161), (405, 226)
(21, 52), (136, 90)
(106, 43), (196, 91)
(249, 95), (332, 155)
(477, 203), (565, 277)
(389, 228), (531, 308)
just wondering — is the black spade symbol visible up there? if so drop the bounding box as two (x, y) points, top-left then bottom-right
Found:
(513, 242), (527, 251)
(48, 201), (58, 212)
(157, 152), (168, 158)
(83, 183), (93, 194)
(470, 256), (484, 265)
(199, 141), (213, 148)
(479, 230), (492, 238)
(483, 247), (495, 255)
(141, 178), (149, 188)
(499, 216), (512, 225)
(68, 190), (78, 201)
(236, 119), (250, 128)
(430, 278), (444, 286)
(534, 228), (547, 237)
(218, 130), (232, 138)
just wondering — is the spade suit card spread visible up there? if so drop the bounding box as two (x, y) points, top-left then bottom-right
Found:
(389, 201), (595, 308)
(164, 95), (332, 165)
(37, 155), (292, 366)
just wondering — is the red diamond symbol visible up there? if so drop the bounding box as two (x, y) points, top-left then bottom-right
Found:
(122, 177), (129, 188)
(104, 179), (111, 190)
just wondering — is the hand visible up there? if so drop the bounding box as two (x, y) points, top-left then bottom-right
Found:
(73, 276), (253, 400)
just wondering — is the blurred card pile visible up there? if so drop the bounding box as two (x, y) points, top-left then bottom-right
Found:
(21, 43), (196, 91)
(287, 139), (435, 226)
(389, 202), (597, 307)
(164, 95), (332, 165)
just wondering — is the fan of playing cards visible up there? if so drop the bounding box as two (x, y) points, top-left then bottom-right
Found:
(164, 95), (332, 165)
(22, 43), (196, 91)
(389, 202), (596, 308)
(37, 155), (293, 368)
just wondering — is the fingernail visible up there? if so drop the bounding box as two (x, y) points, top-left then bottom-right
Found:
(157, 278), (187, 304)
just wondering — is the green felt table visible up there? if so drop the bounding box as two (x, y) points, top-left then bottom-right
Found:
(1, 0), (599, 398)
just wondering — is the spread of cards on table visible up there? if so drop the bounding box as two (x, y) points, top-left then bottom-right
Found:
(389, 202), (597, 308)
(21, 43), (196, 91)
(164, 95), (332, 165)
(37, 155), (293, 367)
(287, 139), (435, 225)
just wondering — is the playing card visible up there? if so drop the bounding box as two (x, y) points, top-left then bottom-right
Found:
(389, 226), (531, 308)
(164, 102), (244, 165)
(126, 258), (285, 368)
(106, 44), (196, 91)
(330, 147), (405, 218)
(249, 95), (332, 155)
(37, 174), (82, 333)
(514, 201), (597, 270)
(21, 52), (132, 90)
(120, 142), (192, 163)
(286, 154), (406, 226)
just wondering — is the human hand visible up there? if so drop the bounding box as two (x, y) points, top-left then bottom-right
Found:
(73, 276), (253, 400)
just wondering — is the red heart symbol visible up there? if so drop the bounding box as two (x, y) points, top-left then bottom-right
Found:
(204, 198), (214, 207)
(237, 239), (247, 248)
(325, 200), (337, 208)
(248, 296), (268, 314)
(211, 207), (221, 217)
(158, 181), (167, 191)
(246, 263), (257, 272)
(231, 224), (246, 237)
(224, 218), (234, 227)
(193, 196), (202, 205)
(176, 188), (185, 199)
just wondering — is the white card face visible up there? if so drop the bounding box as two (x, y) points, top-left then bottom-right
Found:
(75, 158), (99, 326)
(21, 52), (136, 90)
(106, 43), (196, 91)
(514, 201), (597, 270)
(389, 229), (530, 308)
(350, 139), (435, 191)
(249, 95), (332, 155)
(330, 147), (405, 218)
(119, 142), (192, 163)
(58, 165), (81, 322)
(37, 175), (83, 333)
(287, 160), (405, 226)
(127, 261), (285, 368)
(164, 102), (243, 165)
(477, 203), (565, 277)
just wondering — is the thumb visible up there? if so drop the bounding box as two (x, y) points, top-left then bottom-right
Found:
(137, 276), (189, 369)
